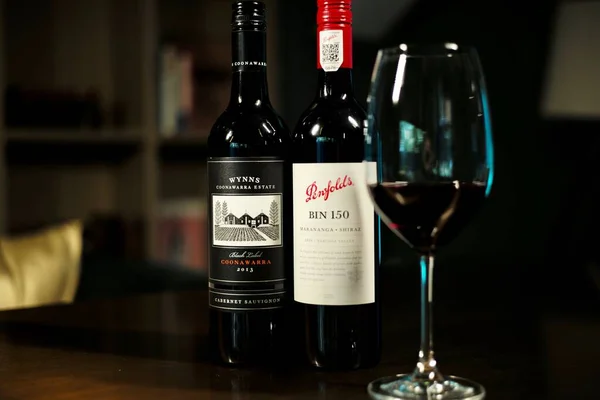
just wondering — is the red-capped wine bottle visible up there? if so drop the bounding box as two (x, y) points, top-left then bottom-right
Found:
(292, 0), (381, 369)
(207, 0), (291, 366)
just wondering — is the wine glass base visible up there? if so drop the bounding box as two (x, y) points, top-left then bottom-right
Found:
(368, 374), (485, 400)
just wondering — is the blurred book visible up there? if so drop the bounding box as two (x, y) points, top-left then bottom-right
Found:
(193, 69), (229, 132)
(178, 51), (194, 133)
(158, 43), (231, 139)
(158, 45), (194, 137)
(156, 198), (206, 270)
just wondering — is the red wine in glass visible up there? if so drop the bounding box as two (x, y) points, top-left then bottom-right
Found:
(368, 182), (487, 253)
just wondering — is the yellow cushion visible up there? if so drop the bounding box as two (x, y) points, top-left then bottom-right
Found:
(0, 220), (83, 311)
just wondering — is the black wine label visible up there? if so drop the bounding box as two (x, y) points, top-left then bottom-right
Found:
(207, 157), (285, 311)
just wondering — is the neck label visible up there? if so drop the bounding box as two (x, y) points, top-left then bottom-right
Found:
(232, 31), (267, 72)
(318, 26), (353, 71)
(319, 30), (343, 72)
(232, 60), (267, 72)
(232, 61), (267, 67)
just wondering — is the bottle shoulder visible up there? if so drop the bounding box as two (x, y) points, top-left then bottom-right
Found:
(293, 97), (366, 140)
(208, 105), (291, 146)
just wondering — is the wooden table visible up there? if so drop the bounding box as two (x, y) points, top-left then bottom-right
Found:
(0, 263), (597, 400)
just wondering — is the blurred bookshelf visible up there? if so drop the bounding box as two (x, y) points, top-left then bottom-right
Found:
(0, 0), (283, 269)
(159, 134), (209, 163)
(5, 129), (142, 164)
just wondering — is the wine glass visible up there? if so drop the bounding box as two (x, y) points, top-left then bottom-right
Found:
(364, 43), (494, 399)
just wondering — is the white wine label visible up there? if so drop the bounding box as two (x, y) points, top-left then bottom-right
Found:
(293, 162), (377, 306)
(319, 29), (344, 72)
(208, 157), (286, 311)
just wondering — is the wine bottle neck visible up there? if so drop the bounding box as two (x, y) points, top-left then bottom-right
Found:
(229, 30), (270, 107)
(316, 23), (354, 99)
(318, 68), (354, 99)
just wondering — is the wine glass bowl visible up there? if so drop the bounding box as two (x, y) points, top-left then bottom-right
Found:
(365, 43), (493, 399)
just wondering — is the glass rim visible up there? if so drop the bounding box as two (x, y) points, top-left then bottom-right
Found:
(377, 43), (477, 57)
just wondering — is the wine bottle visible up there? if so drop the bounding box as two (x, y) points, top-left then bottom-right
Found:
(292, 0), (381, 369)
(207, 0), (291, 366)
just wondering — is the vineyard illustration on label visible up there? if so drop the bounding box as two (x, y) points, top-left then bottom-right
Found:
(212, 194), (282, 247)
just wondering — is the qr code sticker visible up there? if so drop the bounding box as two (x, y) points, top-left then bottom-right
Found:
(321, 43), (340, 63)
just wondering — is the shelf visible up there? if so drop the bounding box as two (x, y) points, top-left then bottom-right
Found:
(6, 128), (142, 143)
(159, 135), (208, 164)
(5, 129), (143, 165)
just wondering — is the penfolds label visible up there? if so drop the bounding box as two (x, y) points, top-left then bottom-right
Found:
(207, 157), (286, 311)
(292, 162), (376, 306)
(305, 175), (354, 202)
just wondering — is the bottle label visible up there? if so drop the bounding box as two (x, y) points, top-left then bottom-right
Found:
(208, 157), (286, 311)
(318, 27), (353, 71)
(293, 162), (376, 306)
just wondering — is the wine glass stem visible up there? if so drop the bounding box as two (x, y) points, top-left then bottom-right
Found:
(414, 254), (443, 382)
